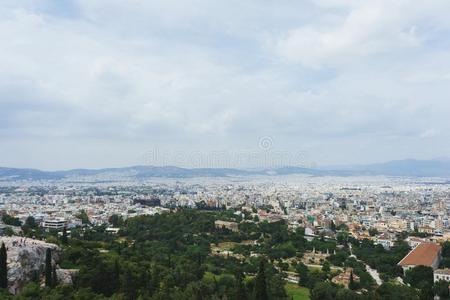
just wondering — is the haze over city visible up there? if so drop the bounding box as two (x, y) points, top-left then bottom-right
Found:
(1, 1), (450, 170)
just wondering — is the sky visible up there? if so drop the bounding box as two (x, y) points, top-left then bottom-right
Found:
(0, 0), (450, 170)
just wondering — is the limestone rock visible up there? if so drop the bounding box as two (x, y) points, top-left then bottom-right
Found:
(0, 236), (60, 294)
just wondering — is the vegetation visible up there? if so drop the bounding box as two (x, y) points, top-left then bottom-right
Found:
(285, 283), (310, 300)
(45, 248), (52, 288)
(1, 214), (22, 227)
(0, 208), (447, 300)
(0, 242), (7, 289)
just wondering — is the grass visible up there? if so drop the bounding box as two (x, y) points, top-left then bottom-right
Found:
(285, 283), (310, 300)
(216, 241), (237, 250)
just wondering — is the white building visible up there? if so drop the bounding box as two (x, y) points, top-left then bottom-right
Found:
(434, 269), (450, 283)
(42, 218), (67, 230)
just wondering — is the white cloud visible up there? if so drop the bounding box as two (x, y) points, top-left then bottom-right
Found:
(0, 0), (449, 168)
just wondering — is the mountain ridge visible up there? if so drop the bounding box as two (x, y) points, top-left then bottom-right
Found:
(0, 159), (449, 181)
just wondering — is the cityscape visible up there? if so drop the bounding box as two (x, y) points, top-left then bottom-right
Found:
(1, 1), (450, 299)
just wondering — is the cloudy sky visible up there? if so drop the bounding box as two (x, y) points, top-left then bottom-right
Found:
(1, 0), (450, 170)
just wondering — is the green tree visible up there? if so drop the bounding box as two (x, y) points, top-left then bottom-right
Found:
(417, 280), (433, 300)
(25, 216), (37, 228)
(376, 283), (419, 300)
(234, 269), (247, 300)
(322, 261), (331, 273)
(108, 214), (123, 227)
(254, 260), (268, 300)
(336, 288), (359, 300)
(61, 227), (68, 245)
(0, 242), (7, 289)
(1, 214), (22, 226)
(368, 228), (379, 236)
(76, 210), (90, 225)
(434, 280), (450, 299)
(310, 282), (337, 300)
(296, 262), (309, 286)
(45, 248), (53, 288)
(3, 227), (14, 237)
(348, 269), (358, 290)
(405, 266), (433, 288)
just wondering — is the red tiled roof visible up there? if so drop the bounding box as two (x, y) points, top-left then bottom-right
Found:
(398, 242), (441, 267)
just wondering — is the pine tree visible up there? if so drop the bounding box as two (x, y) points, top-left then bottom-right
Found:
(0, 242), (7, 289)
(254, 260), (268, 300)
(45, 248), (52, 287)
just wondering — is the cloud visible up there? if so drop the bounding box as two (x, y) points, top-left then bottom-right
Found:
(0, 0), (449, 168)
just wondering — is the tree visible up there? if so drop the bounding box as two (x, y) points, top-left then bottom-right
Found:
(322, 261), (331, 273)
(25, 216), (37, 228)
(310, 282), (337, 300)
(254, 260), (268, 300)
(336, 288), (359, 300)
(405, 266), (434, 288)
(76, 210), (90, 225)
(234, 269), (247, 300)
(0, 242), (7, 289)
(376, 283), (419, 300)
(45, 248), (53, 288)
(1, 214), (21, 226)
(348, 269), (357, 290)
(417, 280), (433, 300)
(108, 214), (123, 227)
(434, 280), (450, 299)
(369, 228), (379, 236)
(3, 227), (14, 237)
(61, 227), (68, 245)
(296, 262), (309, 286)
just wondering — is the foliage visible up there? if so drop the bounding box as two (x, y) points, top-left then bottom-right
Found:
(375, 283), (419, 300)
(2, 214), (22, 226)
(45, 248), (52, 288)
(285, 283), (310, 300)
(352, 239), (409, 280)
(310, 282), (337, 300)
(405, 266), (434, 288)
(434, 280), (450, 299)
(0, 242), (7, 289)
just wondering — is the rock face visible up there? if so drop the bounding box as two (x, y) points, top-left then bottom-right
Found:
(0, 236), (61, 294)
(56, 268), (78, 285)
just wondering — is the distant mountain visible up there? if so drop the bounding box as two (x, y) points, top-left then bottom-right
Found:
(347, 159), (450, 177)
(0, 159), (449, 181)
(0, 167), (63, 180)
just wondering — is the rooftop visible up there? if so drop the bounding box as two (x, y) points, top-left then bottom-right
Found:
(398, 242), (442, 267)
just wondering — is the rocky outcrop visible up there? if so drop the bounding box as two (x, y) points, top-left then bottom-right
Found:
(56, 268), (78, 285)
(0, 236), (61, 294)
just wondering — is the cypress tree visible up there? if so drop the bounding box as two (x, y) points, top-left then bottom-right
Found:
(0, 242), (7, 289)
(45, 248), (52, 287)
(349, 269), (355, 290)
(235, 269), (247, 300)
(255, 260), (268, 300)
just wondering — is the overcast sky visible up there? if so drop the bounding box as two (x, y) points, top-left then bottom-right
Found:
(1, 0), (450, 170)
